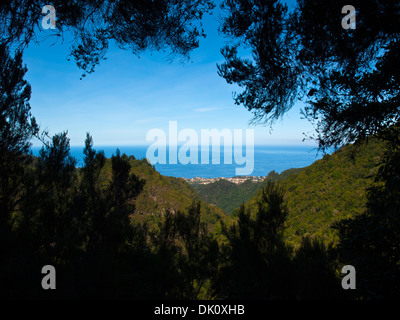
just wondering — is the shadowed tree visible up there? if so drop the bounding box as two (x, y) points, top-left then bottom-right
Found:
(34, 131), (78, 261)
(217, 0), (301, 126)
(214, 182), (295, 299)
(150, 202), (219, 299)
(103, 149), (144, 252)
(292, 236), (345, 300)
(0, 131), (79, 298)
(1, 0), (215, 77)
(218, 1), (400, 299)
(218, 0), (400, 151)
(335, 124), (400, 299)
(77, 147), (146, 298)
(0, 44), (38, 219)
(173, 201), (220, 299)
(213, 182), (346, 299)
(0, 44), (38, 283)
(0, 1), (220, 299)
(79, 132), (106, 254)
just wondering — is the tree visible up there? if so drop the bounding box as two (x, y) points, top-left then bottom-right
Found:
(103, 149), (144, 252)
(76, 145), (146, 298)
(218, 3), (400, 299)
(150, 202), (219, 299)
(0, 43), (38, 270)
(214, 182), (295, 299)
(1, 0), (215, 77)
(0, 131), (79, 298)
(335, 124), (400, 299)
(217, 0), (300, 126)
(79, 132), (106, 253)
(173, 201), (219, 299)
(218, 0), (400, 151)
(34, 131), (78, 261)
(80, 145), (145, 256)
(1, 0), (220, 299)
(292, 236), (345, 300)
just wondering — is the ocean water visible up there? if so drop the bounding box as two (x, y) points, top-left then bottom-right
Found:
(31, 145), (323, 179)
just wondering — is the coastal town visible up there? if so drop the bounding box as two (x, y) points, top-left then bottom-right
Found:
(183, 176), (267, 185)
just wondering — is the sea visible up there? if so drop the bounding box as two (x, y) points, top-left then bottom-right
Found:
(31, 145), (324, 179)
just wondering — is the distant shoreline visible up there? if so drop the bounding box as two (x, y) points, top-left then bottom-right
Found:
(31, 145), (323, 179)
(183, 176), (267, 185)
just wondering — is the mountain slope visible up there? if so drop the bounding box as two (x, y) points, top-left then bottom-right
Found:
(242, 138), (386, 248)
(100, 156), (227, 227)
(192, 179), (264, 215)
(191, 169), (302, 215)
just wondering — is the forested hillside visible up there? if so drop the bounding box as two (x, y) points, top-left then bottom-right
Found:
(191, 169), (302, 215)
(192, 179), (264, 215)
(242, 138), (386, 248)
(98, 156), (227, 227)
(2, 0), (400, 301)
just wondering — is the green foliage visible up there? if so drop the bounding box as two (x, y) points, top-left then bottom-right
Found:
(121, 156), (228, 231)
(214, 182), (295, 299)
(335, 124), (400, 299)
(213, 182), (344, 299)
(1, 126), (380, 299)
(151, 202), (220, 299)
(0, 44), (38, 245)
(0, 0), (215, 77)
(291, 236), (345, 300)
(192, 179), (264, 215)
(218, 0), (299, 125)
(218, 0), (400, 151)
(192, 169), (302, 215)
(243, 137), (386, 248)
(0, 127), (227, 299)
(2, 0), (399, 300)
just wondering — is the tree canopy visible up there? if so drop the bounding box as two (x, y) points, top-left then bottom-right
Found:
(218, 0), (400, 150)
(1, 0), (215, 76)
(2, 0), (400, 300)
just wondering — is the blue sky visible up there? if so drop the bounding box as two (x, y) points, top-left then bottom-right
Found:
(23, 1), (316, 147)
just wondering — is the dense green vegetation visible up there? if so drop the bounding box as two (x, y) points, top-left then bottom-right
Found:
(99, 156), (227, 228)
(212, 182), (346, 299)
(241, 138), (386, 248)
(191, 179), (265, 215)
(0, 131), (227, 298)
(193, 136), (386, 249)
(4, 128), (349, 299)
(2, 0), (400, 300)
(191, 169), (302, 215)
(0, 57), (397, 298)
